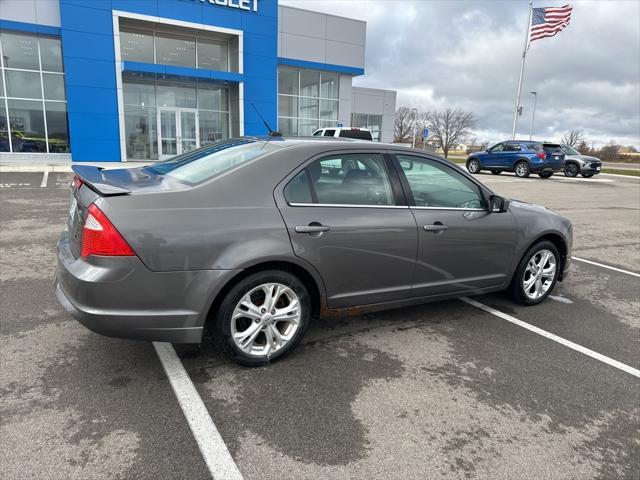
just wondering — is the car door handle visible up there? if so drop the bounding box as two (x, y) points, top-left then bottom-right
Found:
(295, 224), (331, 234)
(423, 223), (448, 232)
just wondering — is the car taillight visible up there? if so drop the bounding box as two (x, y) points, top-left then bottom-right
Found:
(80, 203), (135, 259)
(537, 152), (546, 160)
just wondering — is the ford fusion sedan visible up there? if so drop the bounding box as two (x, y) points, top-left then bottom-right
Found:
(561, 145), (602, 178)
(466, 141), (565, 178)
(55, 138), (572, 366)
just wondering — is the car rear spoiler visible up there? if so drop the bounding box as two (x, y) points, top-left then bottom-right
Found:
(71, 165), (131, 196)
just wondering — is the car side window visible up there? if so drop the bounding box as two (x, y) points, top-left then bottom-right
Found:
(504, 144), (522, 152)
(284, 153), (395, 206)
(396, 155), (485, 209)
(489, 143), (504, 152)
(312, 130), (323, 136)
(323, 129), (336, 137)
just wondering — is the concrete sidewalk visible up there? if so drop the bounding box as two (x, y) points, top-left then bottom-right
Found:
(0, 158), (151, 173)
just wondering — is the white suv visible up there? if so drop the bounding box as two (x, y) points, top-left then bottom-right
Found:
(312, 127), (374, 141)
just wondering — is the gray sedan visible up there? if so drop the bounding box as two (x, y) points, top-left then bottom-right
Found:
(561, 145), (602, 177)
(55, 138), (573, 366)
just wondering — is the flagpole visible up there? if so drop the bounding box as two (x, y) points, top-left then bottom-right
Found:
(512, 0), (533, 140)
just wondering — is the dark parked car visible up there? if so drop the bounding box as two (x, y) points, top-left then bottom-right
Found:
(55, 138), (572, 366)
(466, 141), (565, 178)
(561, 145), (602, 178)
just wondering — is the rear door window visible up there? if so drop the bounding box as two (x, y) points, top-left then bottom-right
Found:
(323, 129), (336, 137)
(284, 153), (395, 206)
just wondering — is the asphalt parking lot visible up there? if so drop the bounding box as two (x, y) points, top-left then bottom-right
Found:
(1, 170), (639, 480)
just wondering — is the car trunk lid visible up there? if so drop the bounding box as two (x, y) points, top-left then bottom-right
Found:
(67, 165), (187, 259)
(541, 143), (564, 165)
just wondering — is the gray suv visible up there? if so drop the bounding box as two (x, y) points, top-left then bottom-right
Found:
(561, 145), (602, 177)
(55, 138), (572, 366)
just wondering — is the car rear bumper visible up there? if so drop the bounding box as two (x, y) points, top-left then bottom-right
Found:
(530, 164), (564, 173)
(54, 231), (240, 344)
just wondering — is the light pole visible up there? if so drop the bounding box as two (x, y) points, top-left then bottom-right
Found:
(411, 108), (418, 148)
(529, 91), (537, 141)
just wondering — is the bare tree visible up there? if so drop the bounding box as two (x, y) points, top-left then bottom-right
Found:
(560, 129), (586, 147)
(425, 108), (476, 158)
(394, 107), (415, 144)
(576, 139), (591, 155)
(599, 141), (622, 162)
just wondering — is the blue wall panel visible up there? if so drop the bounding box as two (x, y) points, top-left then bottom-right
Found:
(60, 0), (279, 161)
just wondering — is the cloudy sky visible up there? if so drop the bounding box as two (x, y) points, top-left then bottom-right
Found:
(281, 0), (640, 147)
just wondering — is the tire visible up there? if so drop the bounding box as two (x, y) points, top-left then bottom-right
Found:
(581, 173), (594, 178)
(509, 241), (561, 306)
(514, 160), (531, 178)
(209, 270), (311, 366)
(564, 162), (579, 177)
(491, 170), (502, 175)
(538, 172), (553, 178)
(466, 158), (481, 174)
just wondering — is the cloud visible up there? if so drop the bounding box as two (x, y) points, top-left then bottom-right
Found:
(281, 0), (640, 147)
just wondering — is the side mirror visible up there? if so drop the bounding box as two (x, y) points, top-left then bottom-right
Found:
(400, 160), (414, 171)
(489, 194), (509, 213)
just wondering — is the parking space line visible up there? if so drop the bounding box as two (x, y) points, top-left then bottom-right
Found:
(40, 171), (49, 188)
(572, 257), (640, 278)
(153, 342), (244, 480)
(460, 297), (640, 378)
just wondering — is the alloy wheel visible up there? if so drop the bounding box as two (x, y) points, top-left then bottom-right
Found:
(564, 163), (579, 177)
(521, 249), (557, 301)
(467, 159), (480, 174)
(230, 283), (301, 357)
(515, 162), (529, 177)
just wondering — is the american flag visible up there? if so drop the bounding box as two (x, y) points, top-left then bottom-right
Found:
(530, 4), (573, 42)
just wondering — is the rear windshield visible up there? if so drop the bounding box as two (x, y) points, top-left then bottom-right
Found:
(543, 144), (562, 153)
(338, 129), (373, 140)
(146, 140), (280, 184)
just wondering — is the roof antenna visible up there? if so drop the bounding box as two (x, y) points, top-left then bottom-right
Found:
(251, 103), (282, 137)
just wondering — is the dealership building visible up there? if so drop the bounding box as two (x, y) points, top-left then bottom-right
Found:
(0, 0), (397, 162)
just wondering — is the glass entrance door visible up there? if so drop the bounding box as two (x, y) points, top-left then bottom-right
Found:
(179, 109), (199, 155)
(158, 108), (200, 160)
(158, 109), (178, 160)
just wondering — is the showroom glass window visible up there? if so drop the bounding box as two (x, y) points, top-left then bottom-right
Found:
(278, 66), (340, 136)
(122, 73), (231, 161)
(120, 26), (229, 72)
(352, 113), (382, 141)
(0, 31), (70, 153)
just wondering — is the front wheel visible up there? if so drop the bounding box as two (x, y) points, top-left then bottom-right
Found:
(538, 172), (553, 178)
(514, 161), (531, 178)
(564, 163), (579, 177)
(509, 241), (560, 306)
(210, 270), (311, 366)
(466, 158), (481, 174)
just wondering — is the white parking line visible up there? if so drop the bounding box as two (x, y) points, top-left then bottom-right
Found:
(460, 297), (640, 378)
(153, 342), (244, 480)
(572, 257), (640, 278)
(40, 171), (49, 188)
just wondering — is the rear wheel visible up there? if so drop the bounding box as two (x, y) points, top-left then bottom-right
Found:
(491, 169), (502, 175)
(564, 162), (579, 177)
(514, 161), (530, 178)
(581, 173), (594, 178)
(210, 270), (311, 366)
(509, 241), (560, 306)
(466, 158), (481, 174)
(538, 172), (553, 178)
